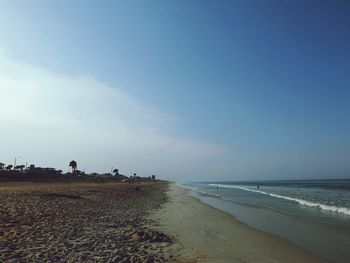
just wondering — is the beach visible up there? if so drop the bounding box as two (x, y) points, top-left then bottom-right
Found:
(153, 183), (329, 263)
(0, 180), (173, 262)
(0, 180), (335, 262)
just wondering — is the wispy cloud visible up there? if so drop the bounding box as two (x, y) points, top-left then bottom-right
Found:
(0, 50), (227, 179)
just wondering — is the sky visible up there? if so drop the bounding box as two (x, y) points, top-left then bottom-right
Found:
(0, 0), (349, 181)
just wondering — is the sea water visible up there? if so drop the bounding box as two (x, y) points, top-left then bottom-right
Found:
(179, 179), (350, 263)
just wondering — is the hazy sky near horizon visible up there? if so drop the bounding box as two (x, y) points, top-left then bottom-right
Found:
(0, 0), (349, 181)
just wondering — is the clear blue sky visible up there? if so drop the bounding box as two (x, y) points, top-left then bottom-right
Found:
(0, 0), (349, 181)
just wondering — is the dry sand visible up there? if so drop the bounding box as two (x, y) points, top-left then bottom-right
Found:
(0, 180), (331, 263)
(0, 181), (173, 262)
(152, 183), (330, 263)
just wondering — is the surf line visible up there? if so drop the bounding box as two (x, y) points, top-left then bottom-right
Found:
(209, 184), (350, 216)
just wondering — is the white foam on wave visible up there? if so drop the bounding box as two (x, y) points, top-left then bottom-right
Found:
(176, 183), (197, 191)
(176, 183), (222, 198)
(209, 184), (350, 216)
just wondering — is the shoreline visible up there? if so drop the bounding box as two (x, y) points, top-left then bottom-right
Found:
(153, 183), (329, 263)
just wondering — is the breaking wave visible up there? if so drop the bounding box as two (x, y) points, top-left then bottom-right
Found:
(209, 184), (350, 216)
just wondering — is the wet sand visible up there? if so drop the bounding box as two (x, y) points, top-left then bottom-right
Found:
(152, 183), (329, 263)
(0, 180), (331, 263)
(0, 181), (173, 262)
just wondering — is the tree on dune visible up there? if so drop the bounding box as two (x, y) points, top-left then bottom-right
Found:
(14, 165), (25, 171)
(69, 160), (77, 174)
(0, 163), (4, 170)
(113, 169), (119, 176)
(5, 165), (13, 171)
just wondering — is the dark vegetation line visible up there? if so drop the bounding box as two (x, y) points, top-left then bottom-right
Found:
(0, 160), (157, 183)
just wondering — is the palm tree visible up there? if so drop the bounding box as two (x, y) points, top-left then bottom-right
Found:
(69, 160), (77, 174)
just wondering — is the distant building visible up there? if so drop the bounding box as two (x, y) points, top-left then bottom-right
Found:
(28, 165), (60, 175)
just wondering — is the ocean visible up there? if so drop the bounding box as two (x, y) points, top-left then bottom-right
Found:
(179, 179), (350, 263)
